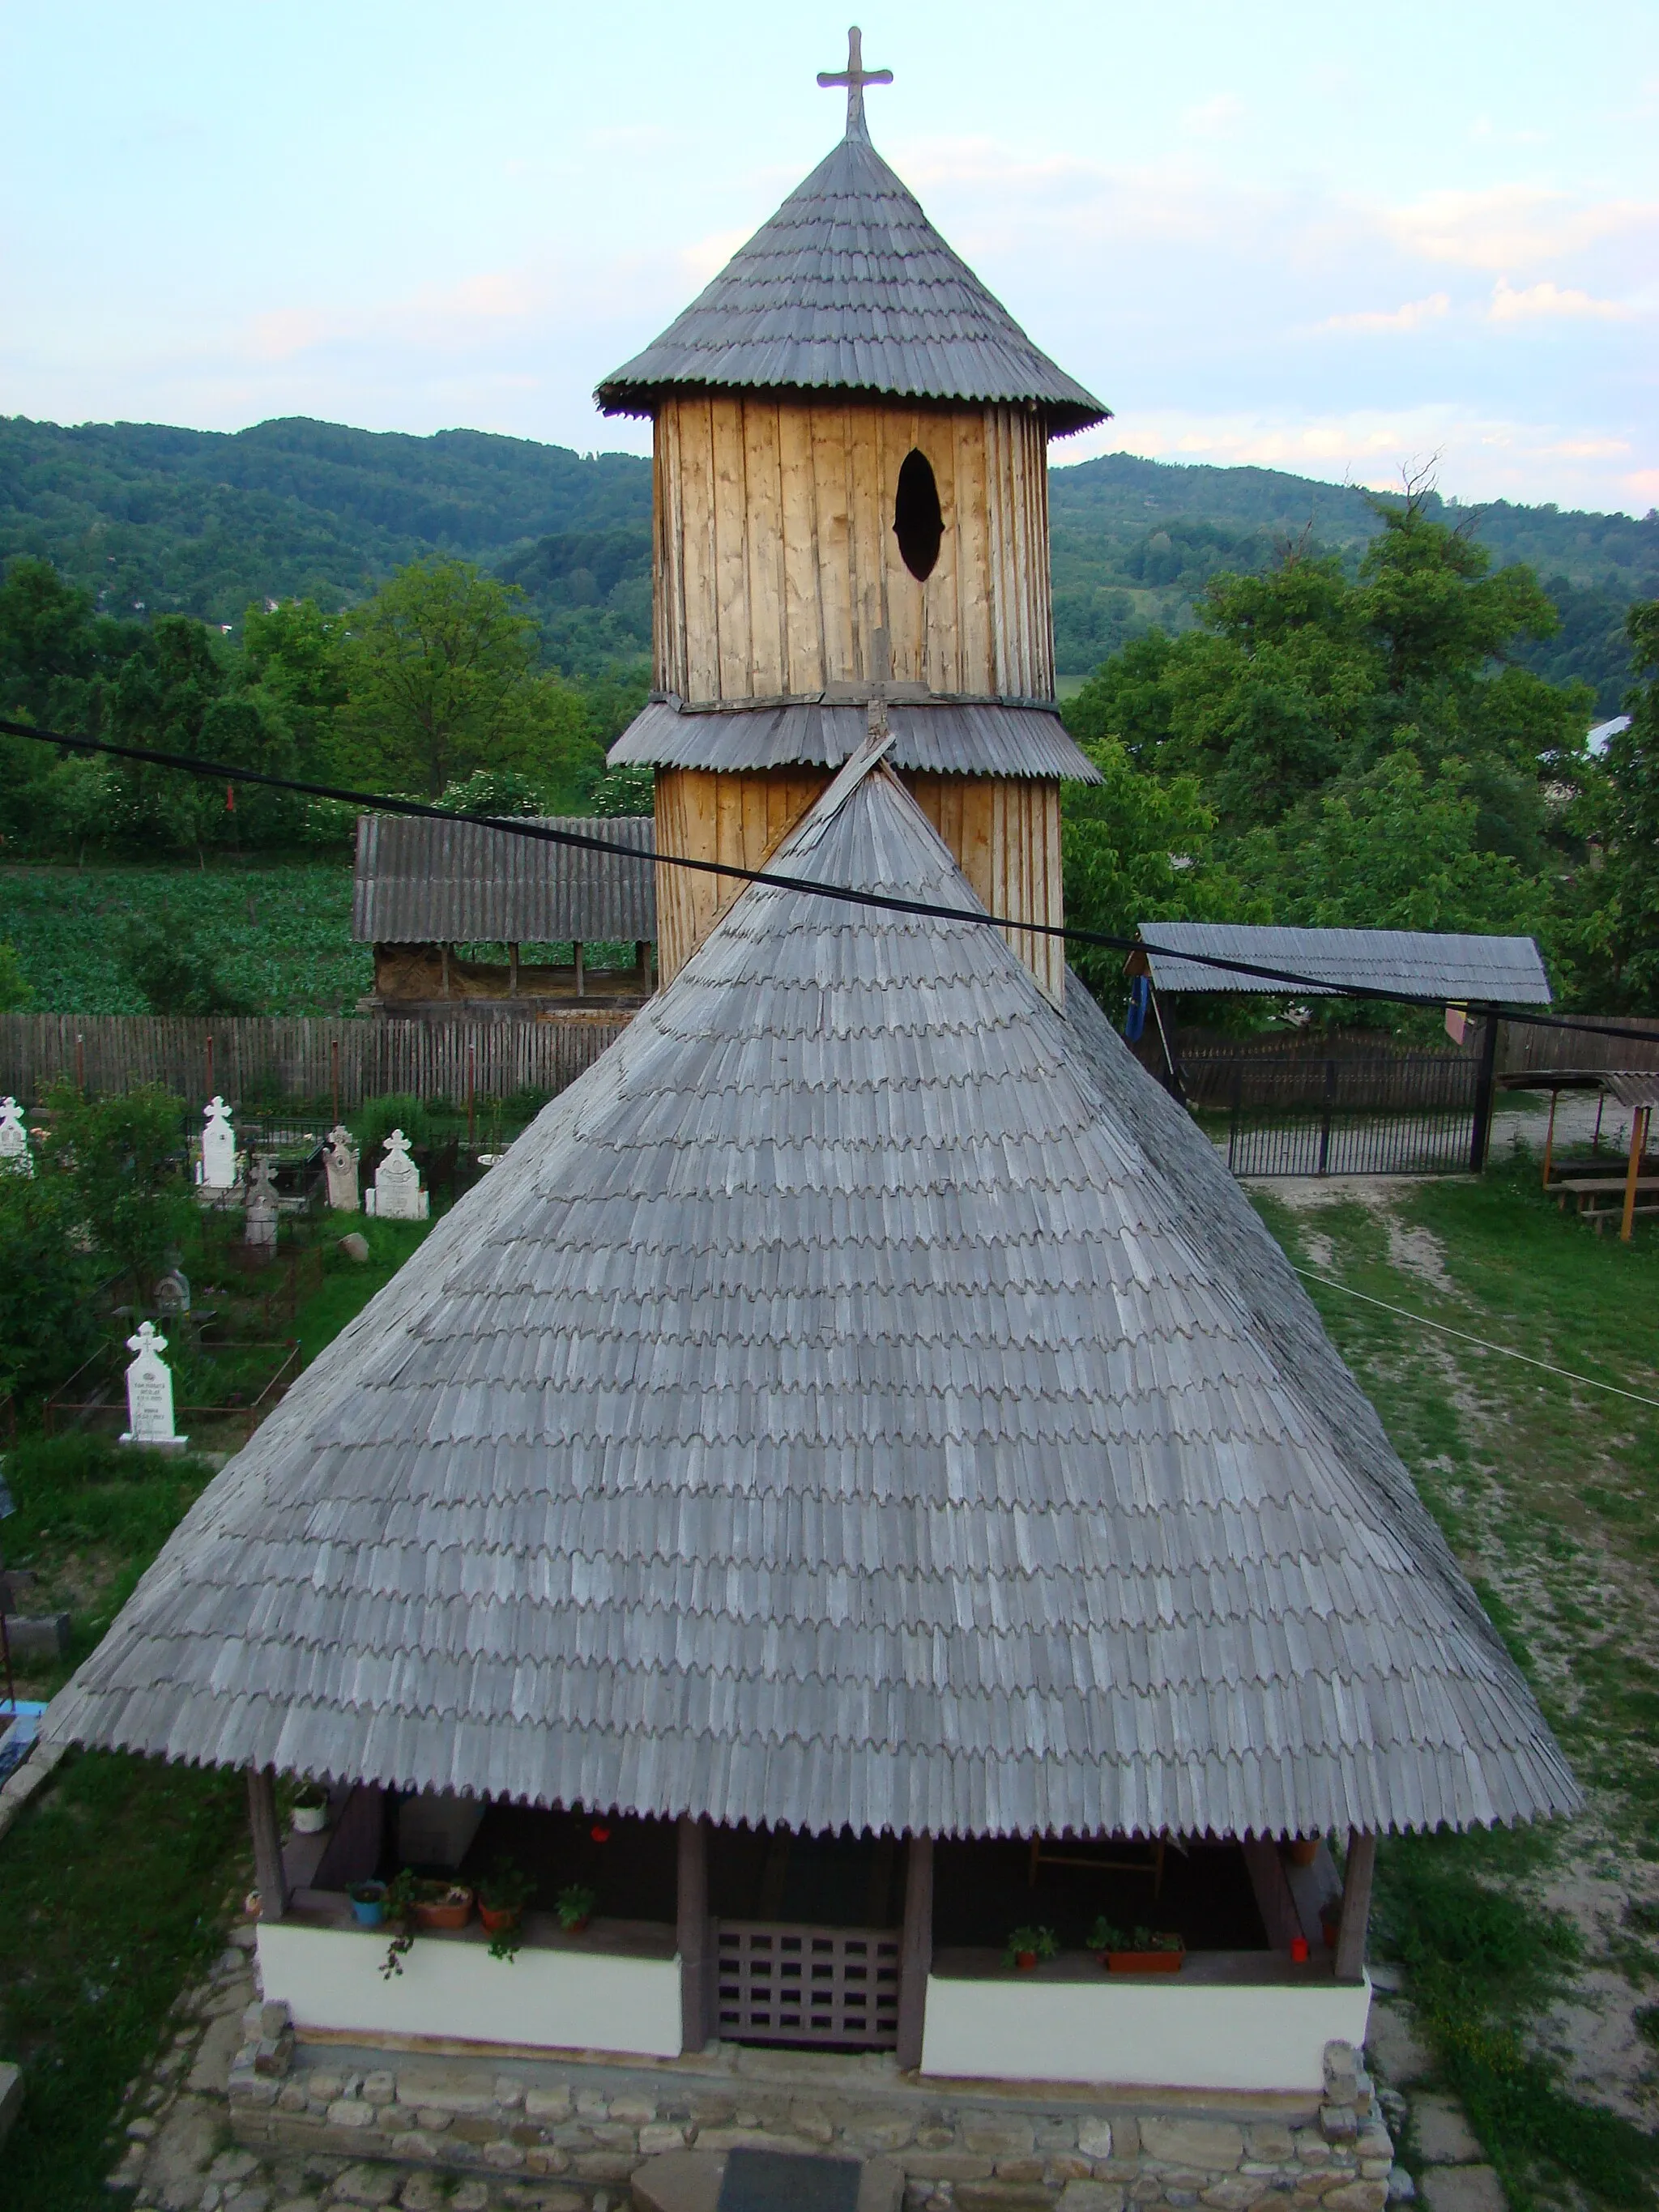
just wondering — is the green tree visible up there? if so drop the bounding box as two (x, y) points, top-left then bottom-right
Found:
(1563, 601), (1659, 1008)
(334, 558), (541, 797)
(1061, 739), (1263, 1008)
(44, 1080), (191, 1296)
(0, 1170), (100, 1401)
(241, 597), (350, 774)
(1233, 751), (1545, 939)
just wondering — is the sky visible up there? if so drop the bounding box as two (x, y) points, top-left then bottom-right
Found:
(2, 1), (1656, 514)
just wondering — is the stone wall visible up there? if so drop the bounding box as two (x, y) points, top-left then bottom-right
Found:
(228, 2018), (1395, 2212)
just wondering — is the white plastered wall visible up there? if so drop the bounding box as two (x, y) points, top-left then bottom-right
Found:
(920, 1973), (1372, 2094)
(258, 1923), (682, 2058)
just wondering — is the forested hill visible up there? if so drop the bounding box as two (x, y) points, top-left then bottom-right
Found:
(4, 413), (1655, 708)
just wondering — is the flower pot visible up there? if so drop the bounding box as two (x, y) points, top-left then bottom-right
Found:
(479, 1903), (521, 1937)
(1014, 1949), (1038, 1971)
(292, 1801), (329, 1835)
(349, 1882), (386, 1928)
(413, 1886), (473, 1931)
(1286, 1839), (1320, 1868)
(560, 1914), (591, 1936)
(1105, 1946), (1184, 1974)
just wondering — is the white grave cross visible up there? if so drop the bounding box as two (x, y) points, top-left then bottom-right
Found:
(121, 1321), (186, 1451)
(197, 1096), (238, 1190)
(0, 1097), (34, 1177)
(324, 1125), (360, 1213)
(365, 1128), (429, 1221)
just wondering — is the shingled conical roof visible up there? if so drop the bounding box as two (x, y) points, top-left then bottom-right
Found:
(49, 753), (1576, 1839)
(595, 121), (1107, 433)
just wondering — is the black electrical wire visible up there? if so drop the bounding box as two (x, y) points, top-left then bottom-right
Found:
(1, 711), (1652, 1046)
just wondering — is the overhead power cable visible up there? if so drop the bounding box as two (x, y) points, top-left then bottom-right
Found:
(1, 711), (1654, 1046)
(1294, 1268), (1659, 1411)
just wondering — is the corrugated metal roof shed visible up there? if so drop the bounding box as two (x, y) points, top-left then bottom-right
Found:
(608, 697), (1101, 781)
(352, 814), (656, 945)
(1138, 923), (1553, 1004)
(51, 752), (1576, 1841)
(596, 121), (1107, 434)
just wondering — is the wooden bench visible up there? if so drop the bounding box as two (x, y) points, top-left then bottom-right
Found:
(1555, 1176), (1659, 1230)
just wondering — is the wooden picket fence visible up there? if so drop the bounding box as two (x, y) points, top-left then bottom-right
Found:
(0, 1012), (634, 1110)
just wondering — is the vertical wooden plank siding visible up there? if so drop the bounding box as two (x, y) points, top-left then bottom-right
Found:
(653, 769), (831, 983)
(0, 1013), (634, 1110)
(895, 1834), (933, 2072)
(654, 398), (1053, 704)
(903, 775), (1064, 1002)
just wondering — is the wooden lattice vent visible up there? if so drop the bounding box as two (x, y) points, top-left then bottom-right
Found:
(715, 1920), (901, 2048)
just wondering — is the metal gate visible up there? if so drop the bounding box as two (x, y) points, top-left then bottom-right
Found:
(714, 1920), (901, 2048)
(1186, 1051), (1480, 1177)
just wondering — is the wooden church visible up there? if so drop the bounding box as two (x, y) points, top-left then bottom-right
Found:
(48, 32), (1576, 2194)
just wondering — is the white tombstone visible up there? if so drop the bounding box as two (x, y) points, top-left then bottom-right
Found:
(323, 1125), (360, 1213)
(196, 1096), (238, 1190)
(120, 1321), (186, 1451)
(244, 1156), (279, 1249)
(365, 1129), (429, 1221)
(0, 1097), (33, 1178)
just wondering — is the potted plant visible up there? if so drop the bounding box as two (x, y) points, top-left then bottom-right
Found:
(479, 1857), (536, 1962)
(291, 1781), (330, 1835)
(412, 1877), (474, 1931)
(380, 1869), (421, 1979)
(349, 1879), (387, 1928)
(556, 1882), (597, 1934)
(1286, 1836), (1322, 1868)
(1003, 1924), (1059, 1972)
(1090, 1917), (1185, 1974)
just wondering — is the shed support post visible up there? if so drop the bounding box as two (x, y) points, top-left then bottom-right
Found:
(677, 1813), (710, 2055)
(1623, 1104), (1650, 1242)
(508, 942), (519, 998)
(247, 1765), (288, 1923)
(1333, 1829), (1375, 1984)
(1470, 1011), (1499, 1173)
(574, 943), (585, 999)
(897, 1832), (933, 2072)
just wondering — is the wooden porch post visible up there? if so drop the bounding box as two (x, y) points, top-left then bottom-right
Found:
(1333, 1829), (1376, 1984)
(677, 1813), (710, 2054)
(247, 1766), (288, 1922)
(896, 1833), (933, 2072)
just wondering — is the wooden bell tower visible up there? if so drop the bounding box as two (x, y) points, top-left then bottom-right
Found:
(597, 29), (1110, 1001)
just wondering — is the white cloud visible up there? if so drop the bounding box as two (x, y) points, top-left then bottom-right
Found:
(1320, 293), (1452, 335)
(1179, 92), (1245, 137)
(1489, 277), (1636, 322)
(1382, 186), (1657, 271)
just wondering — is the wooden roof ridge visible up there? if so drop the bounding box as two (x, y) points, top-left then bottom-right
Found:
(46, 767), (1577, 1841)
(595, 126), (1108, 433)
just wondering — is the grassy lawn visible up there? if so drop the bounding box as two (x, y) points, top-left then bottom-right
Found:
(1254, 1155), (1659, 2209)
(0, 1210), (437, 2206)
(0, 857), (369, 1014)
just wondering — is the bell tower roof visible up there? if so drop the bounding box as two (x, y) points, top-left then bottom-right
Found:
(595, 32), (1109, 433)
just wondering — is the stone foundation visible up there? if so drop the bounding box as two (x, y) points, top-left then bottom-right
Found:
(228, 2024), (1393, 2212)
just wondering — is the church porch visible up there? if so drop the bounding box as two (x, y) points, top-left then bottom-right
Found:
(248, 1779), (1374, 2099)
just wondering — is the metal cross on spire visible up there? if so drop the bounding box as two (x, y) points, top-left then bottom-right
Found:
(817, 25), (893, 141)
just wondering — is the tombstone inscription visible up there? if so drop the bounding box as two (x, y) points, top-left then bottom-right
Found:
(119, 1322), (187, 1451)
(196, 1097), (239, 1191)
(365, 1129), (429, 1221)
